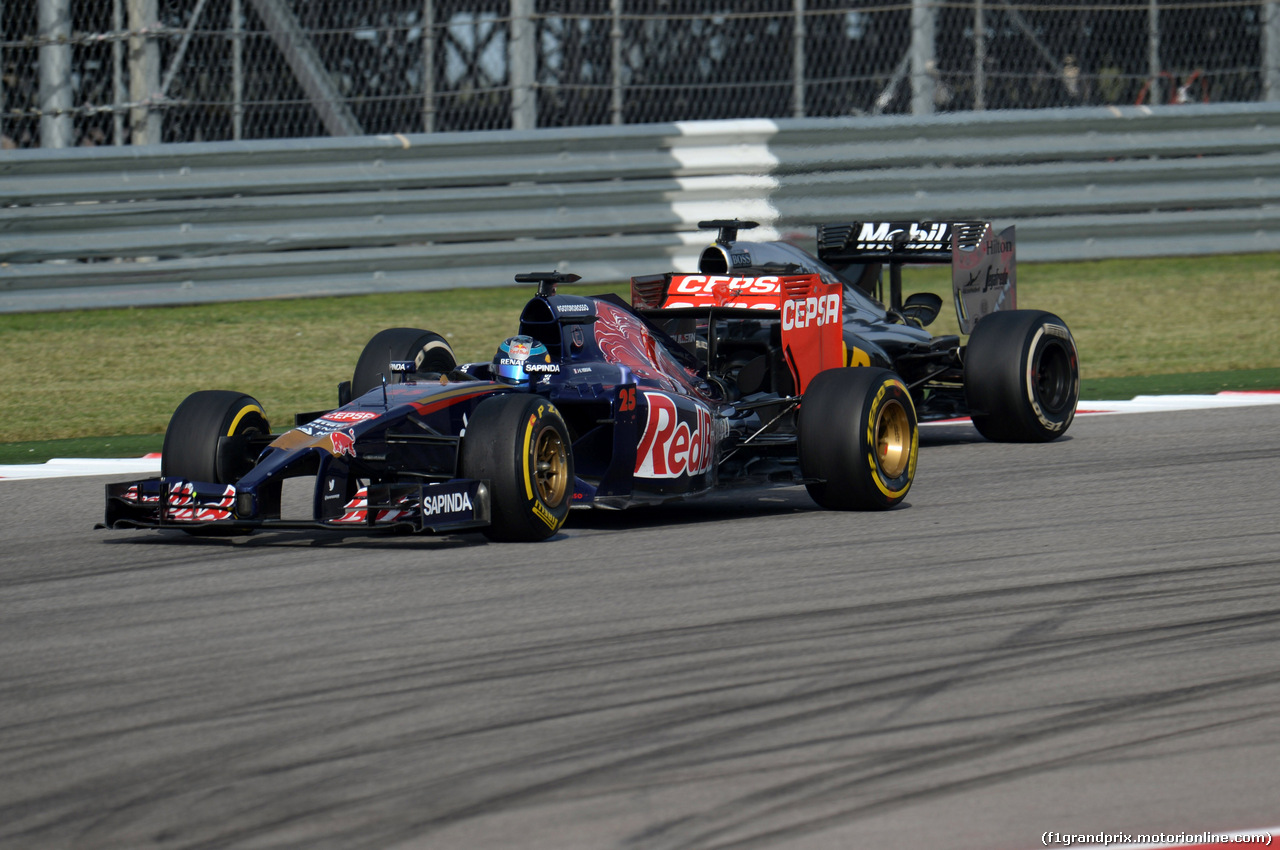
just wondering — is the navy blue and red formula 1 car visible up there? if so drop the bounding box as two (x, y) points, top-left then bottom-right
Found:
(102, 269), (920, 543)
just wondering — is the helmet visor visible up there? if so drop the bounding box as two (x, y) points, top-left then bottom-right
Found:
(494, 359), (529, 383)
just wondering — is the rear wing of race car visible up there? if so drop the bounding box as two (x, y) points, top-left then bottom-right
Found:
(817, 221), (1016, 335)
(630, 272), (843, 394)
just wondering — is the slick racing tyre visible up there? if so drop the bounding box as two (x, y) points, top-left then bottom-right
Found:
(161, 390), (270, 484)
(461, 393), (574, 542)
(963, 310), (1079, 443)
(160, 391), (268, 538)
(799, 367), (917, 510)
(351, 328), (456, 399)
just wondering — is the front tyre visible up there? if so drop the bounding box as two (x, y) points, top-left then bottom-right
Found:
(161, 390), (270, 484)
(799, 368), (918, 510)
(460, 393), (574, 542)
(351, 328), (456, 399)
(964, 310), (1079, 442)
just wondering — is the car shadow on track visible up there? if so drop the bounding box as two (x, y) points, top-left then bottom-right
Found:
(98, 425), (1005, 550)
(917, 420), (989, 446)
(97, 488), (823, 551)
(98, 524), (488, 550)
(918, 420), (1078, 449)
(565, 487), (820, 535)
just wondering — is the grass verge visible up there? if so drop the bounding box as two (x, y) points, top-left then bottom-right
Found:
(4, 367), (1277, 465)
(1079, 368), (1280, 400)
(2, 254), (1278, 464)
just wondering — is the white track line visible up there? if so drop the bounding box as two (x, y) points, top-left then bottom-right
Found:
(3, 393), (1278, 481)
(0, 454), (163, 480)
(914, 391), (1280, 430)
(1076, 391), (1280, 415)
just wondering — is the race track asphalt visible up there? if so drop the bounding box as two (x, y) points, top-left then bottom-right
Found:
(1, 404), (1278, 850)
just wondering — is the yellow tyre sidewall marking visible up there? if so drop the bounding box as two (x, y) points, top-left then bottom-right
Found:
(226, 404), (265, 437)
(865, 380), (916, 500)
(523, 406), (566, 531)
(532, 499), (559, 530)
(522, 413), (536, 500)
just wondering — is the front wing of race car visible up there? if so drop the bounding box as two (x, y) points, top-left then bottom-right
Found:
(102, 476), (492, 535)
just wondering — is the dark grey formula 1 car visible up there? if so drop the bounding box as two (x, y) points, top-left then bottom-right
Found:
(658, 219), (1080, 442)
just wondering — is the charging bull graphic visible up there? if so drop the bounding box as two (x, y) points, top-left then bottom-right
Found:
(329, 428), (357, 458)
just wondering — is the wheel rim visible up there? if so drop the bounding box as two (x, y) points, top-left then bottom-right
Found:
(1033, 340), (1074, 415)
(533, 426), (568, 505)
(874, 399), (911, 479)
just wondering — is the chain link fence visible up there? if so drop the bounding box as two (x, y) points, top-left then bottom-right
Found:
(6, 1), (1280, 148)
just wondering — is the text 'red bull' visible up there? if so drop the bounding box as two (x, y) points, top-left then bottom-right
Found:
(634, 392), (714, 479)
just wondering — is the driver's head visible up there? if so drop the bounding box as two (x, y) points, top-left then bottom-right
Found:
(492, 335), (549, 384)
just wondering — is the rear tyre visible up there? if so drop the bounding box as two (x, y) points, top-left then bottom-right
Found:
(161, 390), (270, 483)
(460, 393), (574, 542)
(799, 368), (917, 510)
(964, 310), (1079, 442)
(351, 328), (456, 399)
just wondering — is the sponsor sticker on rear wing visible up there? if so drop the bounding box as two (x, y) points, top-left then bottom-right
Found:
(817, 221), (1016, 334)
(634, 273), (801, 311)
(630, 272), (842, 394)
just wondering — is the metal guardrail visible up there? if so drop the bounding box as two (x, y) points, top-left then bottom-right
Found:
(3, 102), (1280, 313)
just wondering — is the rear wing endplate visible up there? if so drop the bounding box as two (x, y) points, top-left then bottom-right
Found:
(817, 221), (1016, 334)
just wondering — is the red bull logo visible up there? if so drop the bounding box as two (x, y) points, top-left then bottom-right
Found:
(329, 428), (357, 458)
(635, 392), (715, 479)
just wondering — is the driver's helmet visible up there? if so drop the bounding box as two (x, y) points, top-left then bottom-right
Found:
(492, 335), (550, 384)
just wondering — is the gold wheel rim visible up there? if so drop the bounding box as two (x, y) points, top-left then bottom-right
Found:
(874, 399), (910, 479)
(533, 426), (568, 505)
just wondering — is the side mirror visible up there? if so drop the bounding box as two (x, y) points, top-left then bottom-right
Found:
(901, 292), (943, 327)
(337, 380), (352, 406)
